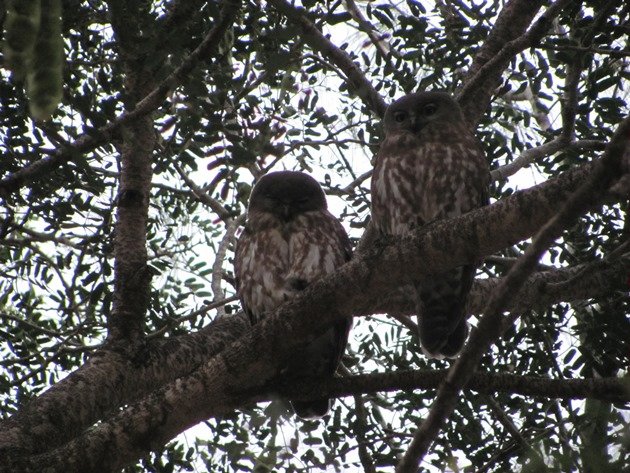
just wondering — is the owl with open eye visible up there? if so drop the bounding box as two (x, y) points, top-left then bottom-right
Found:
(371, 92), (490, 358)
(235, 171), (352, 418)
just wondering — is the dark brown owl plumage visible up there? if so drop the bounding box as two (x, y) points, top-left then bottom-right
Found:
(371, 92), (489, 358)
(235, 170), (352, 419)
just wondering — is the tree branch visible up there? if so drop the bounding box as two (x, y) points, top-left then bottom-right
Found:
(0, 314), (250, 456)
(174, 163), (232, 220)
(395, 113), (630, 472)
(344, 0), (398, 65)
(491, 139), (606, 182)
(458, 0), (571, 125)
(280, 370), (630, 405)
(211, 216), (244, 318)
(269, 0), (387, 118)
(2, 152), (626, 465)
(14, 369), (629, 472)
(0, 0), (241, 197)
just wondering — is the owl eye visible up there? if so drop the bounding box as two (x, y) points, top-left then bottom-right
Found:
(423, 103), (438, 116)
(393, 111), (407, 123)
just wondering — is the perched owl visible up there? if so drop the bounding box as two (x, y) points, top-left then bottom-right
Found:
(371, 92), (489, 358)
(235, 170), (352, 419)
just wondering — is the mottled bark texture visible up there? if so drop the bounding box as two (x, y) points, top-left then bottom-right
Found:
(109, 116), (154, 342)
(106, 0), (157, 344)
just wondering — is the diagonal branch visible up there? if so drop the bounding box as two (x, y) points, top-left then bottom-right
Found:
(0, 0), (241, 197)
(268, 0), (387, 117)
(395, 113), (630, 473)
(491, 139), (606, 182)
(174, 163), (232, 220)
(458, 0), (573, 126)
(344, 0), (398, 65)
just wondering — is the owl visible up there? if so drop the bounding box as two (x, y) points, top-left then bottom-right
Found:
(371, 92), (490, 358)
(235, 170), (352, 419)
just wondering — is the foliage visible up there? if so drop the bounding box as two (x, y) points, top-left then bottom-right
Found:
(0, 0), (629, 472)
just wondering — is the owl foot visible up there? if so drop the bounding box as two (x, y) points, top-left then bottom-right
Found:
(418, 314), (469, 359)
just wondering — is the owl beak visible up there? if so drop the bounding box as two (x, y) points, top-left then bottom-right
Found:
(411, 116), (424, 133)
(281, 204), (292, 221)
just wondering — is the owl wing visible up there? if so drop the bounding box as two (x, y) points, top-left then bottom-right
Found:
(235, 209), (353, 418)
(285, 209), (352, 369)
(417, 131), (490, 357)
(285, 210), (352, 418)
(235, 221), (290, 325)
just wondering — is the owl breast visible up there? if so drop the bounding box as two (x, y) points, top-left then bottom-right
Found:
(372, 134), (487, 235)
(237, 211), (348, 320)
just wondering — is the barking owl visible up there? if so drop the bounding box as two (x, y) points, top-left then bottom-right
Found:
(235, 170), (352, 418)
(371, 92), (489, 358)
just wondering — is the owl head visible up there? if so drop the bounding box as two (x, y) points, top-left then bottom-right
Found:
(383, 91), (465, 134)
(248, 171), (327, 221)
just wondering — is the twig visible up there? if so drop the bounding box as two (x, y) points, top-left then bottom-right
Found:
(285, 138), (369, 154)
(211, 216), (245, 318)
(487, 396), (543, 463)
(174, 163), (232, 220)
(560, 45), (583, 140)
(9, 226), (83, 249)
(395, 114), (630, 472)
(342, 169), (372, 193)
(540, 43), (630, 58)
(352, 394), (378, 473)
(147, 295), (238, 339)
(0, 312), (67, 339)
(491, 139), (606, 182)
(344, 0), (397, 64)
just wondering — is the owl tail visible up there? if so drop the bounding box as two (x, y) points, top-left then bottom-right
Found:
(416, 265), (474, 359)
(290, 398), (331, 420)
